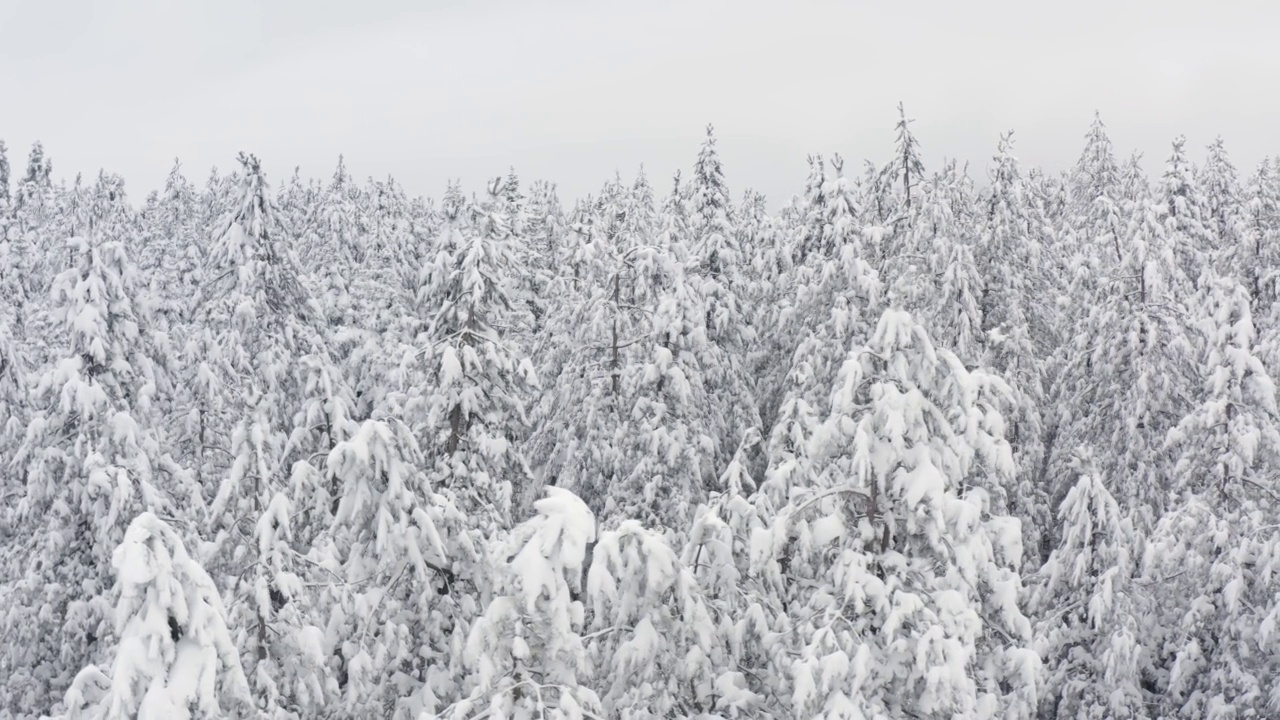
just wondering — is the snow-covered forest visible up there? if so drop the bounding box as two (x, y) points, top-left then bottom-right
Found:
(2, 108), (1279, 719)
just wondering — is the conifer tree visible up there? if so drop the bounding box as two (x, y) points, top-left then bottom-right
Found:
(1033, 449), (1147, 719)
(449, 487), (603, 719)
(58, 512), (252, 719)
(1240, 160), (1280, 317)
(584, 515), (729, 717)
(320, 419), (474, 716)
(688, 125), (761, 467)
(1, 217), (188, 716)
(1167, 276), (1280, 501)
(1159, 136), (1215, 290)
(407, 179), (539, 530)
(762, 309), (1038, 718)
(0, 139), (10, 206)
(199, 153), (329, 714)
(976, 132), (1050, 556)
(892, 102), (926, 212)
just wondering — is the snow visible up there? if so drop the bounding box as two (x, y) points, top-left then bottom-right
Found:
(10, 117), (1280, 720)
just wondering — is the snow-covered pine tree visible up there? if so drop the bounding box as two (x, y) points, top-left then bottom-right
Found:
(1132, 275), (1280, 717)
(888, 165), (985, 367)
(306, 155), (369, 328)
(608, 238), (717, 533)
(527, 174), (664, 516)
(449, 487), (602, 720)
(58, 512), (252, 719)
(1240, 160), (1280, 321)
(1070, 113), (1126, 268)
(1050, 193), (1200, 527)
(1200, 137), (1245, 274)
(892, 102), (926, 213)
(406, 179), (539, 530)
(1167, 275), (1280, 502)
(976, 132), (1050, 558)
(1140, 496), (1280, 719)
(762, 309), (1038, 718)
(680, 430), (779, 717)
(199, 153), (330, 715)
(1, 213), (190, 716)
(586, 513), (726, 717)
(1032, 448), (1147, 720)
(315, 418), (476, 717)
(687, 125), (761, 471)
(521, 178), (567, 334)
(0, 169), (29, 479)
(1159, 136), (1216, 291)
(793, 154), (828, 267)
(0, 139), (10, 206)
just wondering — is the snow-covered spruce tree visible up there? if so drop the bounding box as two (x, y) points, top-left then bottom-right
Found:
(1158, 136), (1216, 291)
(891, 102), (926, 214)
(586, 513), (727, 717)
(758, 309), (1038, 718)
(888, 165), (985, 367)
(304, 156), (369, 329)
(0, 138), (10, 206)
(199, 153), (330, 715)
(1240, 160), (1280, 322)
(0, 188), (30, 478)
(859, 156), (900, 235)
(687, 125), (761, 470)
(1139, 497), (1280, 719)
(740, 188), (794, 441)
(1032, 448), (1147, 720)
(523, 178), (614, 447)
(793, 154), (828, 267)
(1128, 275), (1280, 717)
(1166, 275), (1280, 502)
(759, 155), (886, 524)
(1200, 137), (1245, 275)
(404, 179), (538, 530)
(448, 487), (602, 719)
(976, 132), (1050, 560)
(606, 232), (718, 534)
(136, 160), (204, 331)
(1050, 195), (1197, 526)
(1, 221), (190, 717)
(315, 418), (476, 717)
(527, 176), (666, 517)
(521, 178), (567, 334)
(8, 143), (61, 363)
(679, 430), (781, 717)
(57, 512), (251, 719)
(1069, 113), (1126, 275)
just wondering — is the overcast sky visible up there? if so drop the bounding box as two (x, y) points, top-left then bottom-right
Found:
(2, 0), (1277, 206)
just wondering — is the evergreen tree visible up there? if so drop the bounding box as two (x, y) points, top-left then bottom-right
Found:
(892, 102), (926, 212)
(449, 487), (603, 719)
(406, 179), (538, 530)
(763, 309), (1038, 718)
(58, 512), (252, 719)
(0, 139), (10, 206)
(1158, 136), (1215, 290)
(976, 132), (1050, 558)
(1240, 160), (1280, 319)
(321, 419), (474, 716)
(688, 125), (761, 468)
(1, 220), (187, 716)
(200, 153), (327, 715)
(1032, 448), (1147, 719)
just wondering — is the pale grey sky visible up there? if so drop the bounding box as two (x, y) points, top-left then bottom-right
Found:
(2, 0), (1277, 206)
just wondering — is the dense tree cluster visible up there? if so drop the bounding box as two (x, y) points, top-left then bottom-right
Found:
(2, 113), (1280, 719)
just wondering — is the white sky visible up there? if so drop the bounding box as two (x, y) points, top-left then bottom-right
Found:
(2, 0), (1277, 206)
